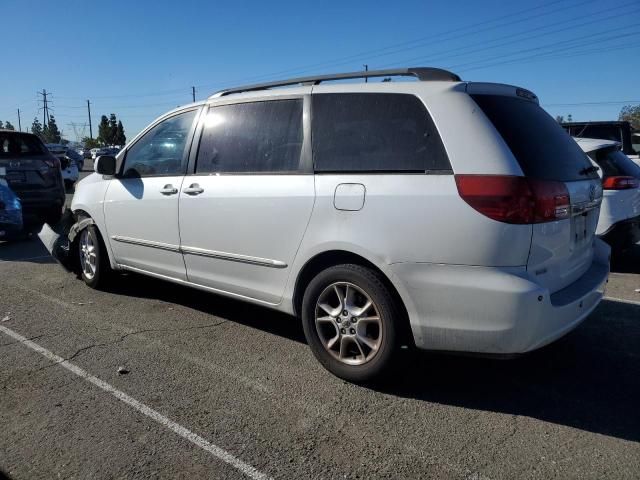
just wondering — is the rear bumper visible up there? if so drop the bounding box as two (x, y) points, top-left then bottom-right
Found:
(599, 215), (640, 251)
(390, 239), (610, 354)
(12, 187), (65, 225)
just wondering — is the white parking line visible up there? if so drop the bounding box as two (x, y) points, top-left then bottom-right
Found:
(604, 296), (640, 306)
(0, 325), (271, 480)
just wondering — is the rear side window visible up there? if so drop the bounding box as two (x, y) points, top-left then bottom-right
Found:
(196, 99), (303, 174)
(472, 95), (597, 182)
(312, 93), (450, 173)
(590, 147), (640, 178)
(0, 133), (45, 157)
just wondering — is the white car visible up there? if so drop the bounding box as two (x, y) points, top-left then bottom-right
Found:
(45, 143), (79, 190)
(63, 67), (609, 382)
(575, 137), (640, 252)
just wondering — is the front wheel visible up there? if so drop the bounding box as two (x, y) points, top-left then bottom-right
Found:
(78, 225), (111, 289)
(301, 264), (399, 383)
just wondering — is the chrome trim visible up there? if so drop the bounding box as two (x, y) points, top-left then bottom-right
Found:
(111, 236), (287, 269)
(181, 245), (287, 269)
(111, 235), (181, 253)
(571, 199), (602, 215)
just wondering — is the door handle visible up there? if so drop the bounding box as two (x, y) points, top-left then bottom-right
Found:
(183, 183), (204, 195)
(160, 184), (178, 195)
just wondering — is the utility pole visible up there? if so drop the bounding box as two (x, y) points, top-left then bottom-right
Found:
(87, 100), (93, 139)
(38, 89), (51, 127)
(17, 108), (21, 132)
(192, 86), (196, 102)
(363, 64), (368, 83)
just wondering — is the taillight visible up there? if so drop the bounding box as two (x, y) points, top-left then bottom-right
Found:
(43, 157), (60, 169)
(602, 176), (639, 190)
(455, 175), (570, 224)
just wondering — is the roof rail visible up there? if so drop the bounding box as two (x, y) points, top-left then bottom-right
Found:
(210, 67), (461, 98)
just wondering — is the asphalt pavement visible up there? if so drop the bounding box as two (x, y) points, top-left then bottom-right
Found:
(0, 165), (639, 479)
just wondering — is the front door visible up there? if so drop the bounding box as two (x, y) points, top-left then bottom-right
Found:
(179, 96), (315, 304)
(104, 108), (200, 280)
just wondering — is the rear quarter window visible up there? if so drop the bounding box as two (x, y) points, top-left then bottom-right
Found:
(471, 95), (597, 182)
(312, 93), (450, 173)
(590, 147), (640, 178)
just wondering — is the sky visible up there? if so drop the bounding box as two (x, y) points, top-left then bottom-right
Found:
(1, 0), (638, 143)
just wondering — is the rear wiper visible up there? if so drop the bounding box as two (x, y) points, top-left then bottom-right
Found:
(579, 165), (599, 175)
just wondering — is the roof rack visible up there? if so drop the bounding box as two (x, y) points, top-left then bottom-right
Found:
(210, 67), (461, 98)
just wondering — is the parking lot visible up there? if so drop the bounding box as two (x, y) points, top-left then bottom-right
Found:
(0, 166), (639, 479)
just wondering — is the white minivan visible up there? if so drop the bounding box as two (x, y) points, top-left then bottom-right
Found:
(65, 68), (609, 382)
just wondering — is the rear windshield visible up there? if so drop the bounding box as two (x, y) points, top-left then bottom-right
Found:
(589, 147), (640, 178)
(0, 133), (46, 157)
(471, 95), (598, 182)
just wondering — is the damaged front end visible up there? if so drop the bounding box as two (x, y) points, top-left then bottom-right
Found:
(38, 209), (94, 271)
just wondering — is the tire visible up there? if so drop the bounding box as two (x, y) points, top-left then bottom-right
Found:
(78, 225), (111, 289)
(301, 264), (399, 383)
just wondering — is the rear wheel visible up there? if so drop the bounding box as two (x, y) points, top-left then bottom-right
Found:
(301, 264), (399, 383)
(78, 225), (111, 288)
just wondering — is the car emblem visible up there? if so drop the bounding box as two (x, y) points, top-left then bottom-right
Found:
(589, 184), (596, 202)
(9, 161), (20, 168)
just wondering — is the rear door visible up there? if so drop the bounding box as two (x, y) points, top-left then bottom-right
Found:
(471, 92), (603, 293)
(179, 94), (315, 304)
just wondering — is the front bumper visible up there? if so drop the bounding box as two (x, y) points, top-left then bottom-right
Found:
(390, 239), (610, 354)
(599, 215), (640, 251)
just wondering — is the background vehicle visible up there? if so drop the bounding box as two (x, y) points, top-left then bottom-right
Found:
(45, 143), (80, 190)
(563, 121), (639, 165)
(65, 147), (85, 171)
(0, 177), (23, 239)
(66, 68), (608, 382)
(0, 130), (65, 229)
(575, 137), (640, 253)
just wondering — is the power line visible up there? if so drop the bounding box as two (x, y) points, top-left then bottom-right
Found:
(46, 0), (586, 101)
(452, 28), (640, 72)
(377, 1), (639, 69)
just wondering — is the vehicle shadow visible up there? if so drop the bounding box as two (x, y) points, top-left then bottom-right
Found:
(0, 237), (55, 264)
(611, 243), (640, 274)
(103, 272), (306, 344)
(379, 298), (640, 443)
(102, 273), (639, 442)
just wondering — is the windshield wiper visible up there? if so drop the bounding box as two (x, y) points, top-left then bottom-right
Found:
(579, 165), (599, 175)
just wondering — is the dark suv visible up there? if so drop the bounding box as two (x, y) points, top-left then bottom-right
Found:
(0, 130), (65, 230)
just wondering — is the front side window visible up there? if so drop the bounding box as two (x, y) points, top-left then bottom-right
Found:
(122, 110), (197, 177)
(312, 93), (450, 172)
(196, 99), (303, 174)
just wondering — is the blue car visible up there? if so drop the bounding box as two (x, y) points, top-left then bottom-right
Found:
(0, 178), (23, 239)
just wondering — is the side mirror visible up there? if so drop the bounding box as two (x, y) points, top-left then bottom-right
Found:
(95, 155), (117, 176)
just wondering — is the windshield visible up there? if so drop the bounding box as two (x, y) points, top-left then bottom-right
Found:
(0, 133), (46, 157)
(471, 94), (598, 182)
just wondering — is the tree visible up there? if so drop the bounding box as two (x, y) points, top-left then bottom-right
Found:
(31, 118), (43, 138)
(4, 121), (15, 130)
(82, 137), (101, 149)
(115, 120), (126, 146)
(97, 115), (110, 145)
(42, 115), (61, 143)
(619, 105), (640, 130)
(555, 115), (564, 123)
(0, 121), (3, 129)
(108, 114), (117, 144)
(567, 114), (573, 122)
